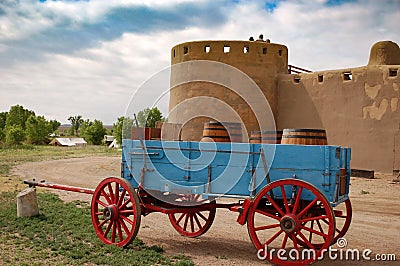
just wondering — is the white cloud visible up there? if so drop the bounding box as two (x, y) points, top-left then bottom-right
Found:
(0, 0), (399, 124)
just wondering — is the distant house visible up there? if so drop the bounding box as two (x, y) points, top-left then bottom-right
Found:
(104, 135), (115, 145)
(49, 138), (87, 147)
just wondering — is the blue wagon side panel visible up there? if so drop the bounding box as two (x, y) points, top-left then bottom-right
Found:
(122, 140), (351, 205)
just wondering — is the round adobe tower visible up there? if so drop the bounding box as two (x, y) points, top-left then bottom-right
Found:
(169, 40), (288, 141)
(368, 40), (400, 65)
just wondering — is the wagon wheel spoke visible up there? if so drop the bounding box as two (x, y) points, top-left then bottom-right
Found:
(255, 208), (280, 220)
(265, 193), (285, 217)
(107, 183), (115, 203)
(289, 233), (299, 251)
(183, 214), (189, 231)
(297, 231), (314, 249)
(193, 213), (202, 229)
(316, 219), (325, 235)
(95, 199), (108, 208)
(297, 198), (318, 218)
(103, 220), (113, 238)
(292, 186), (303, 214)
(309, 220), (315, 242)
(280, 185), (290, 213)
(100, 191), (112, 205)
(117, 220), (123, 242)
(301, 225), (328, 239)
(91, 177), (141, 247)
(176, 213), (186, 224)
(111, 221), (117, 243)
(121, 214), (135, 225)
(254, 223), (281, 232)
(98, 218), (108, 228)
(116, 188), (126, 207)
(281, 233), (289, 249)
(196, 211), (208, 221)
(300, 215), (329, 223)
(265, 229), (283, 246)
(120, 209), (134, 215)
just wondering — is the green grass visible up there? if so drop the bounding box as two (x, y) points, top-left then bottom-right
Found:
(0, 192), (193, 266)
(0, 145), (194, 265)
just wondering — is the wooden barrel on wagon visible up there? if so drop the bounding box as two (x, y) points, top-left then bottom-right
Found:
(201, 121), (243, 142)
(201, 121), (230, 142)
(249, 131), (283, 144)
(281, 129), (327, 145)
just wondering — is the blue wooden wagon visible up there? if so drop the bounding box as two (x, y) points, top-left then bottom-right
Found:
(26, 139), (352, 265)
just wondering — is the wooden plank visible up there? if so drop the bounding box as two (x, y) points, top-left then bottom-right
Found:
(351, 169), (375, 179)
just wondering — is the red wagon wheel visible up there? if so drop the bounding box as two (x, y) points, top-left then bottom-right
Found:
(296, 198), (352, 248)
(91, 177), (141, 247)
(332, 198), (352, 242)
(168, 194), (216, 238)
(247, 179), (335, 265)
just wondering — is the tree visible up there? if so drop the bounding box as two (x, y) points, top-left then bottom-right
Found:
(0, 112), (7, 141)
(68, 115), (84, 136)
(81, 119), (107, 145)
(113, 116), (134, 145)
(136, 107), (165, 128)
(48, 119), (61, 132)
(0, 112), (7, 129)
(5, 125), (25, 145)
(5, 105), (35, 130)
(25, 115), (52, 144)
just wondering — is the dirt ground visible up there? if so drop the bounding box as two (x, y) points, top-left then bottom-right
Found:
(12, 157), (400, 265)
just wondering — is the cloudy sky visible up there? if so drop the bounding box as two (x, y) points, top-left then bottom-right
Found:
(0, 0), (399, 124)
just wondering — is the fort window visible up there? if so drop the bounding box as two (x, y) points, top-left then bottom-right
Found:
(205, 45), (210, 53)
(294, 77), (301, 83)
(343, 72), (352, 81)
(262, 47), (267, 54)
(183, 46), (189, 54)
(389, 69), (398, 77)
(278, 49), (282, 56)
(173, 49), (176, 58)
(224, 45), (231, 53)
(318, 74), (323, 83)
(243, 46), (249, 53)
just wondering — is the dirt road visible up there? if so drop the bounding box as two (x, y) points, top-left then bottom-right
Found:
(12, 157), (400, 265)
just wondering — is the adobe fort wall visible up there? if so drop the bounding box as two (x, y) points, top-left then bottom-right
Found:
(168, 39), (400, 172)
(277, 65), (400, 172)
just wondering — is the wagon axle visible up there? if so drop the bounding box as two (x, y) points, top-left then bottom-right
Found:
(103, 205), (119, 221)
(280, 214), (299, 234)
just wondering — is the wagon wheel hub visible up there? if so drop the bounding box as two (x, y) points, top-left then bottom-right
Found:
(280, 213), (299, 234)
(103, 204), (119, 221)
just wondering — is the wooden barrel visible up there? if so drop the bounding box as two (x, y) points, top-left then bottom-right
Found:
(201, 121), (230, 142)
(281, 129), (327, 145)
(250, 131), (283, 144)
(223, 122), (242, 143)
